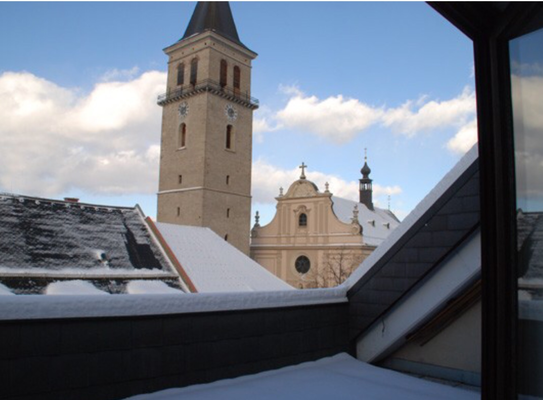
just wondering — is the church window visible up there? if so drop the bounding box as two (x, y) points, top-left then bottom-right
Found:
(227, 208), (230, 218)
(190, 58), (198, 86)
(226, 175), (230, 185)
(295, 256), (310, 274)
(233, 66), (240, 93)
(179, 123), (187, 148)
(224, 234), (228, 241)
(226, 125), (234, 150)
(299, 213), (307, 227)
(178, 175), (182, 184)
(177, 207), (180, 217)
(176, 63), (185, 86)
(220, 60), (227, 88)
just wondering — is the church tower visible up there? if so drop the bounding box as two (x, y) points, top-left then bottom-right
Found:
(156, 2), (258, 254)
(359, 150), (374, 210)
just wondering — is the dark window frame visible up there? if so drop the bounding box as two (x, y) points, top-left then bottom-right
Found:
(299, 213), (307, 227)
(226, 125), (234, 150)
(220, 59), (228, 88)
(179, 123), (187, 148)
(233, 66), (240, 93)
(295, 255), (310, 274)
(430, 3), (543, 399)
(177, 63), (185, 86)
(190, 58), (198, 86)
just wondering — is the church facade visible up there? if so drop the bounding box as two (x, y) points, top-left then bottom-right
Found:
(156, 3), (257, 255)
(250, 160), (400, 288)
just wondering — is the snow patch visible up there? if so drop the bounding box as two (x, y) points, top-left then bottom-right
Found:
(126, 280), (184, 295)
(123, 353), (479, 400)
(45, 280), (109, 295)
(153, 224), (293, 292)
(0, 266), (174, 277)
(0, 286), (346, 321)
(0, 282), (14, 295)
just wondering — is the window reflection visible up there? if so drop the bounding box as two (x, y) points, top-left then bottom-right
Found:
(510, 26), (543, 399)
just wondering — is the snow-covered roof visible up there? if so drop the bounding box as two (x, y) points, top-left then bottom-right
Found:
(0, 194), (183, 294)
(331, 196), (400, 246)
(153, 222), (294, 292)
(124, 353), (478, 400)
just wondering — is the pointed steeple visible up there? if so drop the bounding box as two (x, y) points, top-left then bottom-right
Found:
(182, 2), (246, 48)
(359, 149), (374, 210)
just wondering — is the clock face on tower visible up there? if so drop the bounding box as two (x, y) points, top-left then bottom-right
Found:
(225, 104), (238, 122)
(178, 102), (189, 119)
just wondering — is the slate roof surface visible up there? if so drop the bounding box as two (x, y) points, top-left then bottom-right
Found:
(0, 194), (182, 294)
(347, 147), (480, 339)
(154, 222), (294, 293)
(181, 2), (250, 50)
(331, 196), (400, 246)
(517, 211), (543, 298)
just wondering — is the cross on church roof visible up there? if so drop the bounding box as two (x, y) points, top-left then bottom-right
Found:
(299, 162), (308, 179)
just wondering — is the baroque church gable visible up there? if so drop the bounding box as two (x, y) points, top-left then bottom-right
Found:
(284, 179), (320, 199)
(251, 162), (399, 288)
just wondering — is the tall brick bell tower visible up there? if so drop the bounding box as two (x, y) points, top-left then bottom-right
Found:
(156, 2), (258, 254)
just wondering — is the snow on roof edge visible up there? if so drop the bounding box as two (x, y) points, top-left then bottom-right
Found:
(343, 145), (479, 290)
(0, 286), (347, 321)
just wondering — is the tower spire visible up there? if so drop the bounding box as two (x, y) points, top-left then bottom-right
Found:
(182, 2), (247, 48)
(359, 149), (374, 210)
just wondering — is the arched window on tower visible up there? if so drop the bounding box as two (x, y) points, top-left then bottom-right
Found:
(177, 63), (185, 86)
(226, 125), (234, 150)
(233, 66), (240, 95)
(220, 60), (227, 88)
(190, 58), (198, 86)
(299, 213), (307, 227)
(178, 123), (187, 148)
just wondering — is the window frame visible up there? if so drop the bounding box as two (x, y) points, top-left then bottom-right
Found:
(233, 66), (240, 94)
(190, 58), (198, 86)
(226, 124), (234, 150)
(430, 3), (543, 399)
(177, 63), (185, 86)
(179, 123), (187, 149)
(220, 59), (228, 88)
(299, 213), (307, 227)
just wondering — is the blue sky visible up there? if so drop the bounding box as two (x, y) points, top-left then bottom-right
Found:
(0, 2), (477, 224)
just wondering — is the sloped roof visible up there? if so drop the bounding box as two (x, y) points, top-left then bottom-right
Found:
(122, 353), (478, 400)
(347, 145), (480, 340)
(331, 196), (400, 246)
(517, 211), (543, 294)
(0, 194), (183, 294)
(181, 2), (250, 50)
(153, 222), (294, 293)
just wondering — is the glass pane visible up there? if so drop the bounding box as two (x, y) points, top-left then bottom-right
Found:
(510, 26), (543, 399)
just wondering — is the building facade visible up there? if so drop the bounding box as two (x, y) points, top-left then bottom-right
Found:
(250, 161), (399, 288)
(156, 3), (258, 255)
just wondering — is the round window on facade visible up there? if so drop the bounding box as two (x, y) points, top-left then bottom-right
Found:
(295, 255), (311, 274)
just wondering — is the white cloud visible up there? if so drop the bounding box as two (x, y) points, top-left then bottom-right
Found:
(99, 66), (140, 82)
(251, 159), (401, 206)
(446, 119), (478, 155)
(0, 70), (166, 197)
(262, 85), (476, 146)
(381, 86), (476, 137)
(511, 74), (543, 207)
(275, 87), (384, 144)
